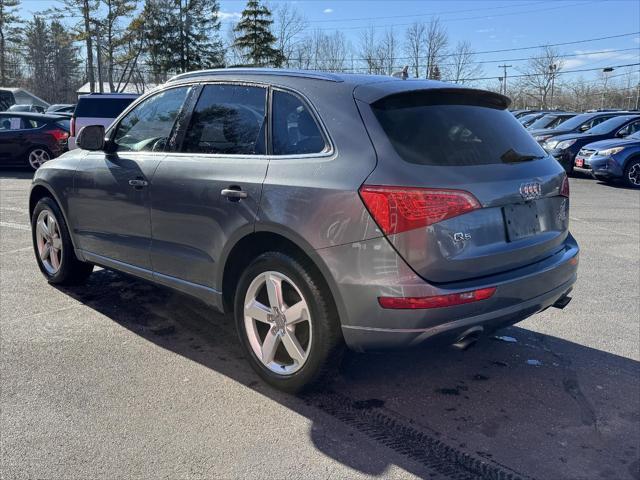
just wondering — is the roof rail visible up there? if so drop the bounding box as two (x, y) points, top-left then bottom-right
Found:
(167, 68), (344, 83)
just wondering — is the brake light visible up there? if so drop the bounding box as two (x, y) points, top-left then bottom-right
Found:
(560, 175), (570, 197)
(359, 185), (481, 235)
(378, 287), (496, 309)
(50, 129), (69, 142)
(70, 117), (75, 137)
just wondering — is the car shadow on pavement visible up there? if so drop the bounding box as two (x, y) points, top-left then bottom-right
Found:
(55, 268), (640, 480)
(0, 168), (34, 180)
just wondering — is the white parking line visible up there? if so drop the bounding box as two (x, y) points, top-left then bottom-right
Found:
(570, 216), (638, 239)
(0, 246), (32, 255)
(0, 221), (30, 231)
(0, 206), (28, 214)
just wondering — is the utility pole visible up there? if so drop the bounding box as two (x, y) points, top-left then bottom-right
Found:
(636, 81), (640, 110)
(498, 64), (512, 96)
(549, 64), (557, 109)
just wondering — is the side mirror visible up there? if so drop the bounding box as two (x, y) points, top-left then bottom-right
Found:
(76, 125), (106, 151)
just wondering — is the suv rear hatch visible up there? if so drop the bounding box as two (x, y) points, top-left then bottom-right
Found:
(355, 86), (570, 284)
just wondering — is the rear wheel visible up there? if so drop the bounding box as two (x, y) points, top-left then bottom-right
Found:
(31, 197), (93, 284)
(624, 159), (640, 188)
(27, 147), (51, 170)
(234, 252), (343, 393)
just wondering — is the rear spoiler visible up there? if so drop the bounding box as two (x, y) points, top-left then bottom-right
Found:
(353, 80), (511, 110)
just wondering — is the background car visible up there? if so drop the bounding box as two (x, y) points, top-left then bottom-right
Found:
(542, 114), (640, 173)
(68, 93), (138, 149)
(0, 112), (70, 170)
(46, 104), (76, 114)
(530, 111), (630, 145)
(526, 112), (576, 131)
(574, 130), (640, 188)
(7, 104), (46, 113)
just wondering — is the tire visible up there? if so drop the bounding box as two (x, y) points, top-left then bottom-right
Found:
(26, 147), (51, 171)
(623, 159), (640, 189)
(234, 251), (343, 393)
(31, 196), (93, 285)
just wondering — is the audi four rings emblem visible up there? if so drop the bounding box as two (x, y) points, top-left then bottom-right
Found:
(519, 182), (543, 200)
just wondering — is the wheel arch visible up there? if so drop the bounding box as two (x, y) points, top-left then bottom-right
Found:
(219, 225), (347, 325)
(29, 182), (78, 251)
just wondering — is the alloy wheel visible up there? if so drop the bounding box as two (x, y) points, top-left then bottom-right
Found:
(628, 163), (640, 186)
(243, 271), (312, 375)
(28, 149), (51, 170)
(35, 209), (63, 274)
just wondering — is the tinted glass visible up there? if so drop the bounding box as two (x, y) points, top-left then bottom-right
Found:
(22, 118), (45, 129)
(0, 117), (22, 130)
(113, 87), (189, 152)
(586, 116), (638, 135)
(0, 91), (14, 111)
(272, 90), (326, 155)
(182, 84), (266, 155)
(75, 96), (137, 118)
(618, 120), (640, 137)
(56, 119), (71, 131)
(372, 92), (545, 166)
(553, 113), (594, 130)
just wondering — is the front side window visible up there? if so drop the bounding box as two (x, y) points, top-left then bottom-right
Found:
(272, 90), (326, 155)
(181, 84), (266, 155)
(0, 117), (22, 130)
(113, 87), (190, 152)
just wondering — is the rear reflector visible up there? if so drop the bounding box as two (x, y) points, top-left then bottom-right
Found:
(378, 287), (496, 309)
(560, 175), (570, 197)
(70, 117), (75, 137)
(359, 185), (481, 235)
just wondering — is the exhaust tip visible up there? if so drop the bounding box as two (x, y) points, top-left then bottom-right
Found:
(452, 326), (484, 350)
(552, 295), (572, 309)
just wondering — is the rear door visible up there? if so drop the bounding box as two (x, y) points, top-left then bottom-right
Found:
(149, 83), (268, 293)
(0, 117), (25, 165)
(70, 86), (191, 271)
(356, 88), (570, 284)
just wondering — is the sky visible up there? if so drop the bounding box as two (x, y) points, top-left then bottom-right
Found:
(17, 0), (640, 84)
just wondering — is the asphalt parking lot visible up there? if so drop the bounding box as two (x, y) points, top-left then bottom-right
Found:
(1, 169), (639, 480)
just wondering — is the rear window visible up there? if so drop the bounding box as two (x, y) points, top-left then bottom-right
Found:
(55, 119), (70, 131)
(372, 91), (545, 166)
(74, 96), (136, 118)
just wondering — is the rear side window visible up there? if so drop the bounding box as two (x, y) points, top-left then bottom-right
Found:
(75, 96), (136, 118)
(23, 118), (45, 129)
(181, 84), (266, 155)
(0, 117), (22, 130)
(372, 91), (545, 166)
(272, 90), (326, 155)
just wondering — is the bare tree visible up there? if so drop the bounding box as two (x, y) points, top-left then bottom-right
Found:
(310, 29), (349, 72)
(378, 28), (396, 75)
(518, 46), (564, 109)
(273, 2), (306, 67)
(447, 40), (482, 84)
(404, 22), (425, 78)
(359, 26), (381, 74)
(425, 17), (447, 79)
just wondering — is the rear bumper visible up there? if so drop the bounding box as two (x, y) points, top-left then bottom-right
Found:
(317, 234), (579, 351)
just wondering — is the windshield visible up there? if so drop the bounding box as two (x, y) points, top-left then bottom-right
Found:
(372, 91), (546, 166)
(552, 113), (593, 130)
(586, 116), (638, 135)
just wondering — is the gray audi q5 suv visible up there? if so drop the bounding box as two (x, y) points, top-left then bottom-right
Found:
(30, 69), (579, 392)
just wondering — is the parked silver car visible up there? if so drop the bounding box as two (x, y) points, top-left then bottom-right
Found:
(29, 69), (579, 392)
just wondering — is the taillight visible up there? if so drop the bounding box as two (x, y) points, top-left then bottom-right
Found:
(50, 129), (69, 142)
(359, 185), (481, 235)
(70, 117), (75, 137)
(560, 175), (570, 197)
(378, 287), (496, 309)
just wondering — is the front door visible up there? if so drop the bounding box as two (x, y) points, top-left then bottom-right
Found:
(69, 86), (192, 271)
(149, 83), (269, 296)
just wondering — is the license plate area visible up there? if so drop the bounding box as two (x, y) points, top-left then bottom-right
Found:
(575, 157), (585, 167)
(503, 202), (541, 241)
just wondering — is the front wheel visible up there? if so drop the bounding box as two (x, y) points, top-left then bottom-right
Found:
(234, 252), (343, 393)
(31, 197), (94, 284)
(624, 159), (640, 188)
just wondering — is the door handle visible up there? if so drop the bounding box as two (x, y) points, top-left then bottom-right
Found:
(221, 188), (248, 200)
(128, 179), (148, 188)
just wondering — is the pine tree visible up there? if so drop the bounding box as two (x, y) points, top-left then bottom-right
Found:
(49, 20), (81, 102)
(172, 0), (224, 72)
(24, 16), (49, 98)
(233, 0), (283, 67)
(0, 0), (21, 85)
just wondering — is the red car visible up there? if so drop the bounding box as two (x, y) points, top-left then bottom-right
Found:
(0, 112), (70, 170)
